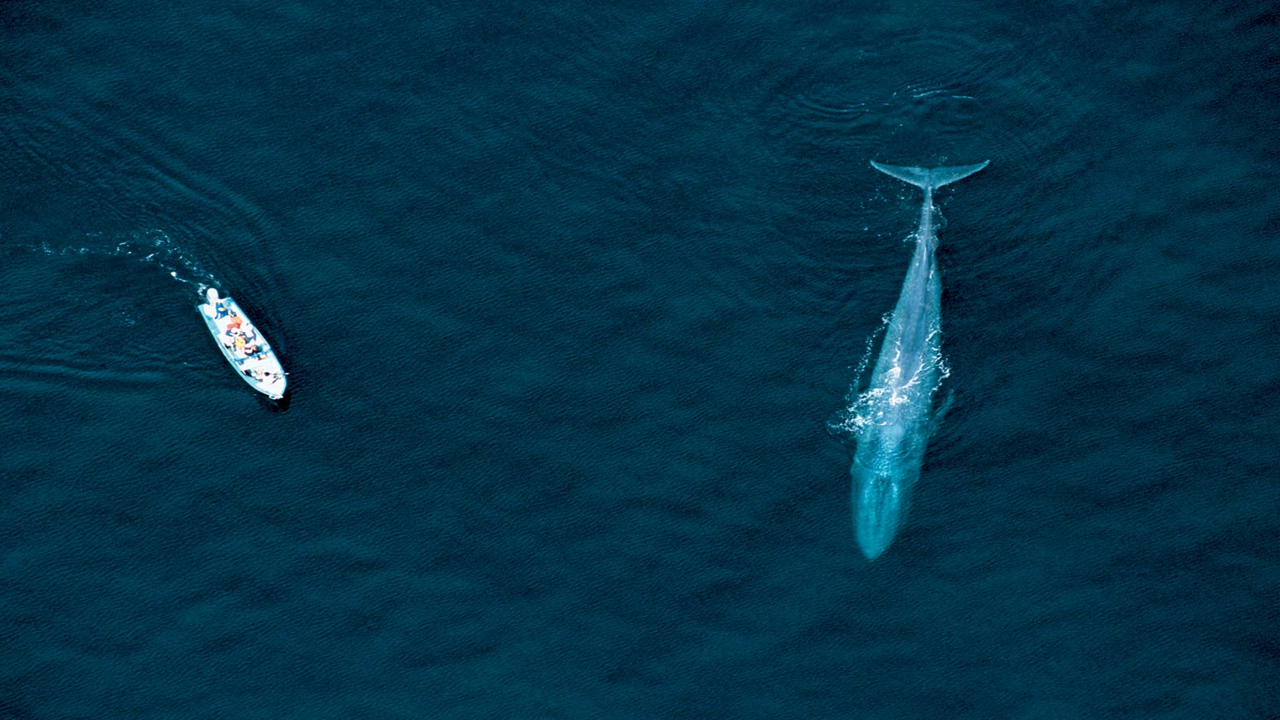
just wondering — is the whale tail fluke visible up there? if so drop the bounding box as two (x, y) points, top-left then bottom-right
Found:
(870, 160), (989, 191)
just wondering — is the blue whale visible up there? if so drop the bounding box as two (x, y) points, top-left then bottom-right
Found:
(852, 160), (988, 559)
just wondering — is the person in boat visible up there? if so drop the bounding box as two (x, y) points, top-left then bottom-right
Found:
(227, 312), (243, 331)
(253, 369), (279, 383)
(214, 299), (232, 319)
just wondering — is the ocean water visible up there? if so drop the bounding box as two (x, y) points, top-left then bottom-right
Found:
(2, 0), (1278, 717)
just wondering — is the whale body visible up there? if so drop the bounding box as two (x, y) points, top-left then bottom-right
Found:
(852, 160), (988, 559)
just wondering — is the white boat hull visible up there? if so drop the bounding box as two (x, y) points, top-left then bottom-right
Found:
(197, 289), (287, 399)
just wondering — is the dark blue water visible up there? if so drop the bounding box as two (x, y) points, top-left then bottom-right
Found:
(3, 0), (1278, 717)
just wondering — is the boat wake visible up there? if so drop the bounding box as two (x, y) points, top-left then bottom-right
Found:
(24, 228), (218, 291)
(0, 348), (171, 391)
(2, 69), (279, 299)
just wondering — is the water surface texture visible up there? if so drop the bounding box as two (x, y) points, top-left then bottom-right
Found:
(2, 0), (1278, 718)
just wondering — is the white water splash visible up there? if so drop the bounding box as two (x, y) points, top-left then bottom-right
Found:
(827, 313), (890, 440)
(828, 318), (950, 441)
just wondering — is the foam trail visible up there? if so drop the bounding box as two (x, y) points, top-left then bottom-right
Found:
(25, 229), (218, 290)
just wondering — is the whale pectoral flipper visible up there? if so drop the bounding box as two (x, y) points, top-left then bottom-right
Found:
(870, 160), (990, 190)
(929, 389), (955, 436)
